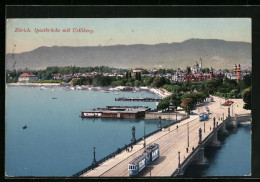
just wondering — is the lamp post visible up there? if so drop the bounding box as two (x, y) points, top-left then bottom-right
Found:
(178, 151), (181, 168)
(93, 147), (96, 163)
(198, 128), (202, 144)
(168, 99), (174, 131)
(143, 122), (146, 148)
(213, 116), (216, 129)
(131, 126), (136, 143)
(187, 123), (189, 148)
(158, 116), (162, 131)
(204, 120), (205, 133)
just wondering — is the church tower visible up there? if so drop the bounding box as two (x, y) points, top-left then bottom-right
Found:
(199, 58), (202, 70)
(234, 64), (237, 75)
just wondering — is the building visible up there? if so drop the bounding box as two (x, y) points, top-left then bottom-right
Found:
(184, 67), (225, 82)
(191, 58), (203, 74)
(131, 68), (143, 79)
(81, 106), (150, 119)
(18, 73), (38, 82)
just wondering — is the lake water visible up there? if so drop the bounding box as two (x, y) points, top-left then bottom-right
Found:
(183, 125), (251, 177)
(5, 86), (251, 177)
(5, 86), (169, 176)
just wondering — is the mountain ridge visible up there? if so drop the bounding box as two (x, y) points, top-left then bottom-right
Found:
(6, 38), (251, 70)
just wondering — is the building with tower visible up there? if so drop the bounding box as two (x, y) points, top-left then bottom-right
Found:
(184, 59), (225, 82)
(236, 64), (242, 83)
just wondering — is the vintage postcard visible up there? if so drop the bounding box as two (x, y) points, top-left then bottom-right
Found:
(5, 18), (252, 177)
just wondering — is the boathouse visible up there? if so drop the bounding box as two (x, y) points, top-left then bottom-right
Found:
(81, 106), (150, 119)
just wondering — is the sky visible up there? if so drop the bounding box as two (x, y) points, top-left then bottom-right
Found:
(6, 18), (251, 54)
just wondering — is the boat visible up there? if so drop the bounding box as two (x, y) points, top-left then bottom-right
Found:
(105, 90), (109, 93)
(23, 125), (27, 129)
(114, 92), (119, 95)
(52, 97), (57, 99)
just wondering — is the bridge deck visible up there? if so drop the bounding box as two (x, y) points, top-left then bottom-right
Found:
(81, 97), (250, 177)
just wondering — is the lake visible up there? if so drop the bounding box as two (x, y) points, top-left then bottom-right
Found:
(5, 86), (170, 176)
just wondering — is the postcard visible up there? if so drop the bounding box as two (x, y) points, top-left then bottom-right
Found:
(5, 17), (252, 177)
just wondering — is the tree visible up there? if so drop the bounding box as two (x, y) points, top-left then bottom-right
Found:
(186, 66), (191, 74)
(170, 93), (182, 109)
(242, 87), (251, 110)
(157, 98), (170, 110)
(142, 69), (149, 74)
(142, 76), (154, 86)
(205, 79), (223, 94)
(134, 80), (141, 87)
(201, 68), (210, 73)
(239, 73), (251, 92)
(181, 98), (194, 115)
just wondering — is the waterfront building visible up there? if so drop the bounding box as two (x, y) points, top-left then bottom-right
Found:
(81, 106), (150, 119)
(18, 72), (38, 82)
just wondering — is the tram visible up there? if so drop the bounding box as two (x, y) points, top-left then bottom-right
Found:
(128, 143), (159, 176)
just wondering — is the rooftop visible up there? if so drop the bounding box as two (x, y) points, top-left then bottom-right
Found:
(19, 73), (37, 77)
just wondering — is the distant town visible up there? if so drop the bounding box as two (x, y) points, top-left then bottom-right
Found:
(6, 58), (252, 112)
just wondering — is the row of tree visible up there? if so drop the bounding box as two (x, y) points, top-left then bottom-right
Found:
(157, 91), (209, 114)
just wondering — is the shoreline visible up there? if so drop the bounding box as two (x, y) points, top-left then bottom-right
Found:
(6, 83), (172, 99)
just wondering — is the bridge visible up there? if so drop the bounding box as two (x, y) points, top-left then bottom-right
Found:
(76, 96), (251, 177)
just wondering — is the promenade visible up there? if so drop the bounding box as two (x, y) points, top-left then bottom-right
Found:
(81, 96), (250, 177)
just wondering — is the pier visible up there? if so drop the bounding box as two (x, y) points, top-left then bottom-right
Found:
(115, 97), (162, 102)
(76, 96), (251, 177)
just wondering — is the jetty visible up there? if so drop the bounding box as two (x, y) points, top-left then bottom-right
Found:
(115, 97), (162, 102)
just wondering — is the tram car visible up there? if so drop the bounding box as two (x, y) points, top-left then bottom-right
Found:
(128, 143), (159, 176)
(199, 112), (209, 121)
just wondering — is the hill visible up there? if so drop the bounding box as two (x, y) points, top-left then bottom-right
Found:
(6, 38), (251, 70)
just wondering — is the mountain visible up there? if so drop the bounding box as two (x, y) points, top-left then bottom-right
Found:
(6, 38), (251, 70)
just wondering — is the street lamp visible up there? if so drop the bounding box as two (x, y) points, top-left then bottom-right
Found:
(187, 123), (189, 147)
(213, 116), (216, 129)
(158, 116), (162, 131)
(168, 99), (175, 131)
(204, 120), (205, 133)
(93, 147), (96, 163)
(178, 151), (181, 168)
(143, 122), (146, 148)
